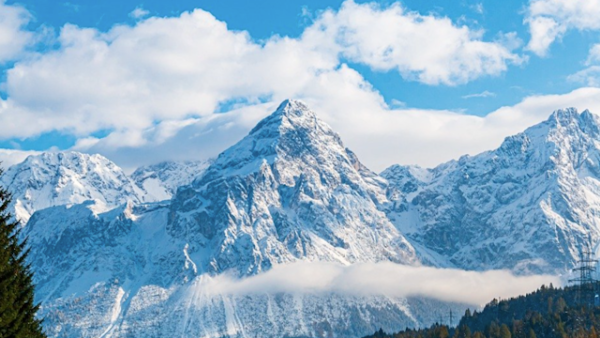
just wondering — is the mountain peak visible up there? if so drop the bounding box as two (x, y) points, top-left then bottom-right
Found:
(548, 107), (579, 125)
(206, 99), (344, 179)
(545, 108), (600, 134)
(249, 99), (317, 135)
(275, 99), (311, 116)
(1, 150), (145, 223)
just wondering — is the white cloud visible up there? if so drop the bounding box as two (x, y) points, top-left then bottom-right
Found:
(390, 99), (407, 107)
(567, 44), (600, 87)
(567, 66), (600, 86)
(193, 262), (560, 306)
(586, 43), (600, 65)
(471, 3), (484, 15)
(0, 9), (339, 139)
(0, 1), (530, 170)
(0, 0), (33, 63)
(462, 90), (496, 99)
(0, 1), (594, 172)
(303, 1), (523, 85)
(526, 0), (600, 56)
(129, 7), (149, 19)
(73, 86), (600, 172)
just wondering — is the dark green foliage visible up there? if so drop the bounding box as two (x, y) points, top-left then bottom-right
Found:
(362, 283), (600, 338)
(0, 168), (46, 338)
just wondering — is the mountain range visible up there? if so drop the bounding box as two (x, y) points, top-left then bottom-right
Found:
(2, 100), (600, 337)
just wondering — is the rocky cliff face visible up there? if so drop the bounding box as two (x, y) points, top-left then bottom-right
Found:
(10, 102), (600, 338)
(131, 160), (210, 201)
(0, 151), (146, 223)
(383, 108), (600, 273)
(167, 99), (418, 276)
(21, 100), (433, 338)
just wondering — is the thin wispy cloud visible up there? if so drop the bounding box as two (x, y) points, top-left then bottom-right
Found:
(192, 262), (560, 306)
(471, 3), (484, 14)
(462, 90), (497, 99)
(129, 7), (150, 19)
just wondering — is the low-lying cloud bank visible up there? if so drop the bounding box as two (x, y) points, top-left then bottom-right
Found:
(195, 262), (560, 306)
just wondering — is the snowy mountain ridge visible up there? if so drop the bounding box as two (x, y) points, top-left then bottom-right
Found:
(383, 108), (600, 273)
(131, 159), (210, 201)
(0, 152), (208, 224)
(4, 101), (600, 337)
(167, 99), (418, 276)
(21, 100), (441, 338)
(0, 152), (146, 223)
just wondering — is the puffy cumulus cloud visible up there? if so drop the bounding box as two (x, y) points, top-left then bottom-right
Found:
(192, 262), (560, 306)
(526, 0), (600, 56)
(0, 1), (584, 172)
(73, 103), (273, 172)
(0, 0), (33, 63)
(318, 87), (600, 170)
(0, 1), (521, 140)
(303, 1), (523, 85)
(0, 9), (339, 139)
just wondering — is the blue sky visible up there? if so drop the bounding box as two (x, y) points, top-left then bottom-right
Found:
(0, 0), (600, 170)
(8, 0), (592, 113)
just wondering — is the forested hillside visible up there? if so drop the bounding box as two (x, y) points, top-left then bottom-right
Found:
(363, 283), (600, 338)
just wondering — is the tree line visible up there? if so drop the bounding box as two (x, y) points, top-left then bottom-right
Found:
(363, 283), (600, 338)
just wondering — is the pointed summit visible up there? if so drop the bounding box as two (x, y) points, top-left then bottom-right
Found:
(204, 99), (345, 181)
(548, 107), (580, 126)
(169, 100), (418, 276)
(539, 107), (600, 137)
(274, 99), (313, 117)
(249, 99), (316, 134)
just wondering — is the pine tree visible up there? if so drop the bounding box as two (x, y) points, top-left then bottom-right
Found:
(0, 168), (46, 338)
(499, 324), (511, 338)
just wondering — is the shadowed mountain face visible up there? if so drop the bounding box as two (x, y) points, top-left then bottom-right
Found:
(384, 108), (600, 274)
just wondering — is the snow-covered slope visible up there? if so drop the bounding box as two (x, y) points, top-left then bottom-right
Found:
(24, 100), (435, 338)
(0, 151), (146, 223)
(168, 99), (418, 275)
(27, 202), (458, 338)
(21, 103), (600, 337)
(383, 108), (600, 274)
(131, 160), (209, 201)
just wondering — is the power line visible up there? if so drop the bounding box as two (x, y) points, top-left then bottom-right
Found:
(568, 248), (598, 307)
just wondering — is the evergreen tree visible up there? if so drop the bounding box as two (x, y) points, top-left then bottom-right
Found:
(499, 324), (511, 338)
(0, 168), (46, 338)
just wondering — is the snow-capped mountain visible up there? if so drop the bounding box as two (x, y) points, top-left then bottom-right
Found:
(131, 160), (210, 201)
(14, 102), (600, 338)
(168, 99), (418, 276)
(27, 201), (458, 338)
(22, 100), (442, 338)
(0, 152), (146, 223)
(383, 108), (600, 274)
